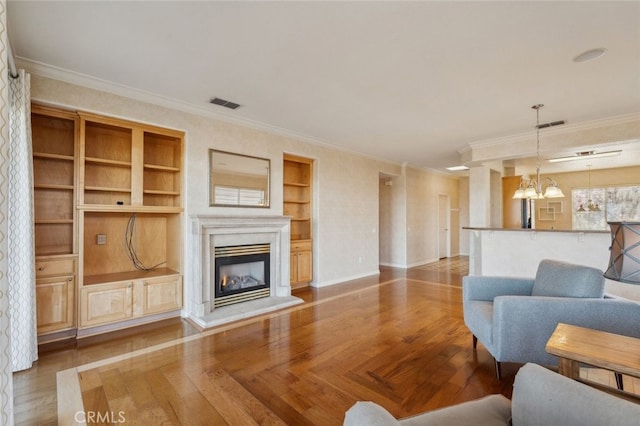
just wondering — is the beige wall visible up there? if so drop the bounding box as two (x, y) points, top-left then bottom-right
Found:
(404, 166), (460, 266)
(30, 74), (467, 291)
(30, 75), (411, 292)
(379, 173), (406, 267)
(536, 165), (640, 230)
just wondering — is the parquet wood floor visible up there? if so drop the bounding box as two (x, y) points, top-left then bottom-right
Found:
(76, 276), (506, 425)
(14, 256), (635, 425)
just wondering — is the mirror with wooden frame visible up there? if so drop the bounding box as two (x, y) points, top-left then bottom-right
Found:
(209, 150), (270, 207)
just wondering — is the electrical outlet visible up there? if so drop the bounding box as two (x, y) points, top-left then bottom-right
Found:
(96, 234), (107, 245)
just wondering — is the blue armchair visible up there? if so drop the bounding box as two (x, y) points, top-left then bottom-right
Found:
(344, 363), (640, 426)
(463, 259), (640, 379)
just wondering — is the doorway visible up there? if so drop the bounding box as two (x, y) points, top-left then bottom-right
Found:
(438, 194), (450, 259)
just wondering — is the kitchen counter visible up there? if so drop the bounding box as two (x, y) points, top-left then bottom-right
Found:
(463, 226), (639, 301)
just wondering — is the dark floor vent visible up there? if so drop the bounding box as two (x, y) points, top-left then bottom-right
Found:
(210, 97), (241, 109)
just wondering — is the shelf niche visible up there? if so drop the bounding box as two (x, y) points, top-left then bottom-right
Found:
(82, 212), (181, 285)
(32, 106), (77, 257)
(283, 154), (314, 287)
(143, 131), (182, 207)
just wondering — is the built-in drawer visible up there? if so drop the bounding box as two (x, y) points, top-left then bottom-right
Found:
(35, 258), (76, 278)
(291, 240), (312, 252)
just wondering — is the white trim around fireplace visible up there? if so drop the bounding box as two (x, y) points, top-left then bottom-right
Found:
(188, 215), (303, 328)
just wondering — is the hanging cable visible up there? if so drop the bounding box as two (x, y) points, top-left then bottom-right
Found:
(125, 213), (166, 271)
(533, 104), (543, 196)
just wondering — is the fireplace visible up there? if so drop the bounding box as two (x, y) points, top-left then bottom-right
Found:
(189, 215), (303, 329)
(214, 244), (270, 307)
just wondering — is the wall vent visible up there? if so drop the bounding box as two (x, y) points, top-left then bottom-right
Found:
(210, 97), (241, 109)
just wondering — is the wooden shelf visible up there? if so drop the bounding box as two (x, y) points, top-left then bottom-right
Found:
(291, 238), (312, 243)
(78, 204), (183, 213)
(143, 189), (180, 195)
(36, 246), (74, 257)
(84, 186), (132, 193)
(284, 199), (309, 204)
(284, 182), (309, 187)
(33, 152), (74, 162)
(85, 157), (132, 167)
(35, 184), (74, 191)
(36, 219), (74, 225)
(83, 267), (180, 286)
(144, 164), (180, 172)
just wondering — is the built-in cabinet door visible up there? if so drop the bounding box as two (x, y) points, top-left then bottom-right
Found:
(290, 248), (313, 288)
(140, 275), (182, 315)
(295, 250), (313, 283)
(290, 239), (312, 287)
(35, 256), (77, 336)
(80, 276), (183, 329)
(80, 282), (134, 327)
(36, 275), (75, 334)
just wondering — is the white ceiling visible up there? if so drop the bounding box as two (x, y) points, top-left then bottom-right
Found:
(7, 1), (640, 174)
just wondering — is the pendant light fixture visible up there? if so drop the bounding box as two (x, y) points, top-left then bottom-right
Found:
(513, 104), (565, 199)
(576, 165), (601, 212)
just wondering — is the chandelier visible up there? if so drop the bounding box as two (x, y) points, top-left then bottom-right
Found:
(513, 104), (565, 199)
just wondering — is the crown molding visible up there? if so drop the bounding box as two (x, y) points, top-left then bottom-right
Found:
(468, 112), (640, 151)
(19, 56), (406, 168)
(18, 57), (325, 141)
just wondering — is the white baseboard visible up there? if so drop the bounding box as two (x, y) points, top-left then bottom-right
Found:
(379, 261), (406, 268)
(406, 258), (440, 268)
(312, 270), (380, 288)
(380, 258), (440, 269)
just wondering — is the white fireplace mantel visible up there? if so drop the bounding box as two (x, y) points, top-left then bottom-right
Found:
(188, 215), (302, 328)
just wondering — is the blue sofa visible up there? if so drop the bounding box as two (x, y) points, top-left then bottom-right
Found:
(462, 259), (640, 379)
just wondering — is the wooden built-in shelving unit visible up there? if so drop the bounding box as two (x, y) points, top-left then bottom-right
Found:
(32, 105), (184, 341)
(32, 105), (79, 341)
(283, 154), (313, 288)
(77, 112), (183, 334)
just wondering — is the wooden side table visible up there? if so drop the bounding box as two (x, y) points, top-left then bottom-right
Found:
(546, 323), (640, 392)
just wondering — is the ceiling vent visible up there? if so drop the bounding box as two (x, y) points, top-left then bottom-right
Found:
(536, 120), (566, 129)
(548, 150), (622, 163)
(210, 97), (241, 110)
